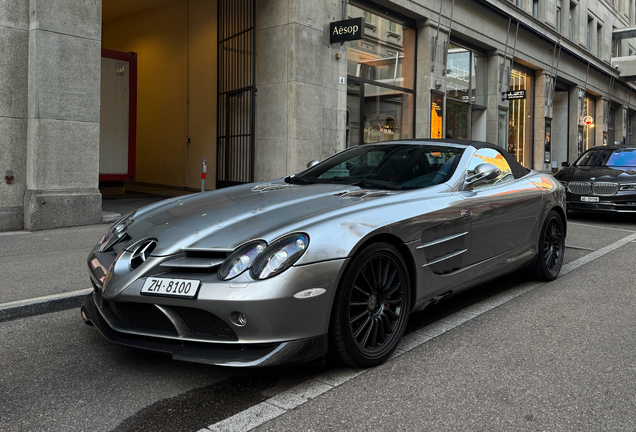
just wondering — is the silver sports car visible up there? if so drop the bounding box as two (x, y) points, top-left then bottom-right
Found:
(82, 139), (566, 368)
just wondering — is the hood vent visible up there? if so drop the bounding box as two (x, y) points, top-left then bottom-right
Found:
(251, 183), (294, 192)
(334, 190), (395, 199)
(160, 249), (229, 270)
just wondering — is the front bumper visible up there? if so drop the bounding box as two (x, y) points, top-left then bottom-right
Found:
(83, 249), (347, 366)
(81, 292), (327, 367)
(565, 190), (636, 213)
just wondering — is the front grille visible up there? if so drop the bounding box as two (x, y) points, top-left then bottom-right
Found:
(109, 302), (177, 334)
(567, 181), (591, 195)
(592, 182), (619, 196)
(171, 306), (238, 340)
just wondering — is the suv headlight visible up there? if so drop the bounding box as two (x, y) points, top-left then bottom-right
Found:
(218, 240), (267, 280)
(99, 212), (135, 252)
(251, 233), (309, 280)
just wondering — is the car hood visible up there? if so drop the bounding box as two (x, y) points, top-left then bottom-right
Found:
(554, 165), (636, 182)
(124, 181), (405, 256)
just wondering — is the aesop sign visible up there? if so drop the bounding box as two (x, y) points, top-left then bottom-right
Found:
(330, 17), (364, 44)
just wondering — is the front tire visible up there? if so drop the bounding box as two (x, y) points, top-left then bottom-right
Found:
(532, 210), (565, 281)
(329, 242), (411, 367)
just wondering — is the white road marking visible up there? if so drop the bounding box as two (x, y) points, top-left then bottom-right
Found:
(203, 231), (636, 432)
(567, 221), (636, 233)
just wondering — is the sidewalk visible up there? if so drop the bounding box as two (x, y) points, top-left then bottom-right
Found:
(0, 191), (180, 321)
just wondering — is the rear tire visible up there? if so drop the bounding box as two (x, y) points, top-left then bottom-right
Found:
(329, 242), (411, 367)
(532, 210), (565, 281)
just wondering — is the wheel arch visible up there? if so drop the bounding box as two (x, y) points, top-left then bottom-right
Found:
(548, 204), (567, 239)
(347, 233), (418, 311)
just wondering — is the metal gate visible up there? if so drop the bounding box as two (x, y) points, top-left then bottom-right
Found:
(217, 0), (256, 188)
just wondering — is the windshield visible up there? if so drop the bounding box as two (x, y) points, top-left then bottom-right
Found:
(291, 144), (465, 190)
(575, 148), (636, 168)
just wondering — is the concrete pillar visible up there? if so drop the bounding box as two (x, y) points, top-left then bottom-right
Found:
(486, 50), (509, 146)
(568, 86), (584, 163)
(616, 105), (627, 144)
(596, 96), (607, 146)
(415, 22), (445, 139)
(534, 71), (549, 171)
(23, 0), (102, 230)
(0, 0), (29, 231)
(255, 0), (346, 181)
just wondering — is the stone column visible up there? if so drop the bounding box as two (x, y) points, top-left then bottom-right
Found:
(415, 22), (445, 139)
(486, 50), (509, 146)
(0, 0), (29, 231)
(533, 71), (549, 171)
(568, 86), (584, 163)
(24, 0), (102, 230)
(256, 0), (346, 181)
(615, 105), (627, 145)
(596, 96), (607, 146)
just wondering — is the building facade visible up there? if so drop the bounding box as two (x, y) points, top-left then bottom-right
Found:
(1, 0), (635, 232)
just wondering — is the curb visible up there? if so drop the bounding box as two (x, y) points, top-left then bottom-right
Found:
(0, 289), (92, 322)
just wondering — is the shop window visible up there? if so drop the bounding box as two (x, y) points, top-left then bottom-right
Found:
(346, 3), (415, 146)
(508, 68), (532, 166)
(431, 92), (444, 139)
(445, 43), (486, 140)
(582, 96), (595, 151)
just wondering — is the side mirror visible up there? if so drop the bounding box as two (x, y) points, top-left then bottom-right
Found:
(307, 160), (320, 168)
(561, 161), (570, 167)
(466, 163), (501, 185)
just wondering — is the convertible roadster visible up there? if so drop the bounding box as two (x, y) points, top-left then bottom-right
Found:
(82, 139), (566, 367)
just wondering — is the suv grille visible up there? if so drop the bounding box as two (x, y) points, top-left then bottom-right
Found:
(592, 182), (619, 195)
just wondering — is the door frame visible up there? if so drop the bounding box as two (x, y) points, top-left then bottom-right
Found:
(100, 48), (137, 181)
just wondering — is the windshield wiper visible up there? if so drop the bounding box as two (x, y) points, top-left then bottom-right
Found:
(284, 175), (316, 185)
(330, 176), (402, 190)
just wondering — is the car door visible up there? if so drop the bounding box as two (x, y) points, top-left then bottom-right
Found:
(459, 147), (542, 265)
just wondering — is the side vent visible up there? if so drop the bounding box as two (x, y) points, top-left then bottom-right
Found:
(418, 221), (469, 275)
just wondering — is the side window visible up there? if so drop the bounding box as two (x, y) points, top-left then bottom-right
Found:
(466, 148), (513, 188)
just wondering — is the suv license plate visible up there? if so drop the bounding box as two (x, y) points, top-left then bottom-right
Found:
(141, 277), (200, 298)
(581, 196), (599, 202)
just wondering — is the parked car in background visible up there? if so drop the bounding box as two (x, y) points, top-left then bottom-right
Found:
(82, 139), (566, 368)
(554, 145), (636, 213)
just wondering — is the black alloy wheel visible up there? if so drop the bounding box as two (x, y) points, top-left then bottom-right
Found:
(533, 210), (565, 281)
(330, 242), (411, 367)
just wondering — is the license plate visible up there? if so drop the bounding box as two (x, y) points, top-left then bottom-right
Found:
(581, 196), (599, 202)
(141, 277), (200, 298)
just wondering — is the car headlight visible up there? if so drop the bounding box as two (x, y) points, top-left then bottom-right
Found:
(251, 233), (309, 280)
(99, 212), (135, 252)
(218, 240), (267, 280)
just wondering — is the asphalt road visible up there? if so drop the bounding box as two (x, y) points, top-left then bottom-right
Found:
(1, 211), (635, 432)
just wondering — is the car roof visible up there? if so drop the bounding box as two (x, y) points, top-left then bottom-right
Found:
(585, 145), (636, 151)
